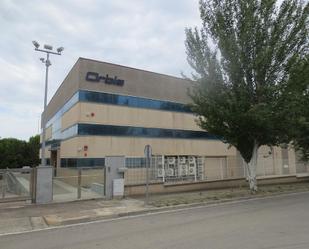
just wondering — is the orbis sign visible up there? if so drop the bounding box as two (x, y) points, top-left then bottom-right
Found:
(85, 72), (124, 86)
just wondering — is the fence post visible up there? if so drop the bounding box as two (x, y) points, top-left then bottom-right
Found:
(144, 145), (152, 206)
(145, 156), (149, 205)
(220, 158), (224, 180)
(2, 170), (6, 198)
(30, 168), (36, 203)
(77, 169), (82, 199)
(104, 166), (107, 196)
(194, 161), (197, 182)
(162, 155), (165, 183)
(35, 166), (53, 204)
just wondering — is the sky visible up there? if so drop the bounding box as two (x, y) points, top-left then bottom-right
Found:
(0, 0), (200, 141)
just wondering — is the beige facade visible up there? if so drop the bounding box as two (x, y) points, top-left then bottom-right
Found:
(78, 59), (193, 104)
(61, 102), (202, 131)
(41, 57), (307, 179)
(60, 136), (235, 158)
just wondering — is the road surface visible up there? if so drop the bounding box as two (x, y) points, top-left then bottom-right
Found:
(1, 192), (309, 249)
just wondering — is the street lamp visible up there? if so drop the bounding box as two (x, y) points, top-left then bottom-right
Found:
(32, 40), (64, 167)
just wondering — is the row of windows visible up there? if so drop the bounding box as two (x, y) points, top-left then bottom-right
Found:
(61, 158), (105, 168)
(59, 157), (147, 168)
(77, 124), (217, 140)
(60, 157), (206, 168)
(125, 158), (146, 168)
(79, 90), (192, 113)
(43, 123), (217, 149)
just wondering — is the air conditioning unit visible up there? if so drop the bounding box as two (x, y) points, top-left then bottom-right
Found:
(188, 165), (196, 175)
(166, 167), (175, 176)
(157, 166), (164, 177)
(156, 155), (164, 165)
(178, 164), (188, 176)
(179, 156), (186, 164)
(167, 157), (176, 165)
(188, 156), (196, 164)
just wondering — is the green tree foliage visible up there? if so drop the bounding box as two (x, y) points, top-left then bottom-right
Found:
(185, 0), (308, 191)
(0, 135), (40, 169)
(27, 135), (41, 166)
(279, 56), (309, 161)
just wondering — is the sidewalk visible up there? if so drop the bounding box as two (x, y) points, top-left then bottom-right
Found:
(0, 198), (146, 235)
(1, 182), (309, 235)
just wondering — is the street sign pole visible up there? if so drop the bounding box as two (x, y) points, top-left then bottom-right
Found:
(144, 145), (152, 206)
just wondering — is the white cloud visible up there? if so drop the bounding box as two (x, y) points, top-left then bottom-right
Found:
(0, 0), (200, 140)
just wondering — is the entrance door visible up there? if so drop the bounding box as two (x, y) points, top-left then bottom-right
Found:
(50, 150), (57, 168)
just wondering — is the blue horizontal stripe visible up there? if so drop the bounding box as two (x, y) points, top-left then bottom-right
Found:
(78, 124), (218, 140)
(79, 90), (192, 113)
(60, 157), (147, 168)
(61, 158), (105, 168)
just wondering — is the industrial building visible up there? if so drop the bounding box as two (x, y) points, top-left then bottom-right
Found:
(42, 58), (307, 183)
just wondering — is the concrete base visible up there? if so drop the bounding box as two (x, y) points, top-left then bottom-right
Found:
(36, 166), (53, 204)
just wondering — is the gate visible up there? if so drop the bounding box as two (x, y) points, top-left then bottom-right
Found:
(0, 168), (34, 202)
(52, 167), (105, 202)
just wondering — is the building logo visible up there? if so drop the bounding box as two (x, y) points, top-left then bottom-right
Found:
(85, 72), (124, 86)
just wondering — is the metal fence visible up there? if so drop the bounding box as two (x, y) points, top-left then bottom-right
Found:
(0, 168), (34, 202)
(296, 160), (309, 174)
(124, 155), (245, 185)
(124, 154), (301, 186)
(203, 156), (245, 181)
(295, 151), (309, 174)
(52, 167), (105, 202)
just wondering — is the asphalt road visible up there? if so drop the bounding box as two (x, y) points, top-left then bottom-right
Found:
(1, 192), (309, 249)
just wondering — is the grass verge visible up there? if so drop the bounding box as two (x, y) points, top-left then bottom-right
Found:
(147, 182), (309, 207)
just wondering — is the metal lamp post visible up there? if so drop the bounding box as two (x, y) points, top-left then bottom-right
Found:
(32, 41), (64, 167)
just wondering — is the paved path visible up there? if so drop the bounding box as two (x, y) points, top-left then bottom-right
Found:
(0, 192), (309, 249)
(0, 198), (145, 233)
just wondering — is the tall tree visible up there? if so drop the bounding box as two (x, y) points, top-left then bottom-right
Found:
(0, 138), (28, 169)
(185, 0), (308, 191)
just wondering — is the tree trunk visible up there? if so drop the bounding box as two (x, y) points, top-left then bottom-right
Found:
(245, 142), (259, 193)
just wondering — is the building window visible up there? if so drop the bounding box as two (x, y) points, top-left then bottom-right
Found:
(61, 158), (105, 168)
(77, 124), (218, 140)
(125, 158), (146, 168)
(79, 90), (192, 113)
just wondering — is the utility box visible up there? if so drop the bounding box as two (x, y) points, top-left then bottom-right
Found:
(105, 156), (126, 199)
(113, 179), (124, 197)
